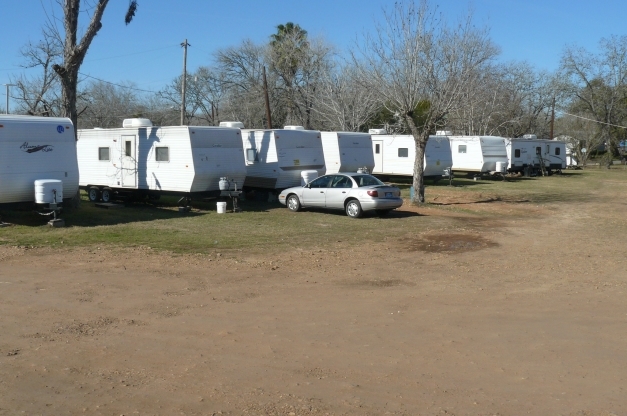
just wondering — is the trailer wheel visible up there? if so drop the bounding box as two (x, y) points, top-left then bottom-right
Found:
(101, 188), (113, 203)
(88, 187), (100, 202)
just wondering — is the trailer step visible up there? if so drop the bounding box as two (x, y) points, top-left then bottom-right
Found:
(94, 202), (124, 209)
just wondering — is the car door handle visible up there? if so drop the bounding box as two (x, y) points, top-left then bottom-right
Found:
(342, 191), (346, 193)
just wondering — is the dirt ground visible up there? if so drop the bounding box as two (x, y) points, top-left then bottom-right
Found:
(1, 189), (627, 415)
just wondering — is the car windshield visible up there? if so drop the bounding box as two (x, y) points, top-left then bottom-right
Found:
(352, 174), (385, 187)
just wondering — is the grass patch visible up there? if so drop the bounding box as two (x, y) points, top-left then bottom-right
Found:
(1, 169), (625, 254)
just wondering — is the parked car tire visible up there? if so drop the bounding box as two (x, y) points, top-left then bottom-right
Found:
(101, 188), (113, 203)
(88, 187), (100, 202)
(345, 200), (362, 218)
(376, 209), (391, 217)
(286, 194), (301, 212)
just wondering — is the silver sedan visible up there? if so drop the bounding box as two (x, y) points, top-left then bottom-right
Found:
(278, 173), (403, 218)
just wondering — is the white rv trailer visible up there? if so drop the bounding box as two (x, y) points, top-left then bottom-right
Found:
(0, 115), (79, 205)
(448, 135), (509, 175)
(542, 139), (567, 172)
(77, 118), (246, 201)
(505, 137), (541, 174)
(505, 135), (566, 174)
(369, 131), (453, 178)
(320, 131), (374, 174)
(241, 127), (325, 189)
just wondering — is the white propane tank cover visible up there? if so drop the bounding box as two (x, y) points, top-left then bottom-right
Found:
(34, 179), (63, 204)
(123, 118), (153, 128)
(300, 170), (319, 186)
(522, 134), (537, 140)
(284, 125), (305, 130)
(495, 161), (506, 173)
(219, 121), (245, 128)
(368, 128), (387, 135)
(436, 130), (453, 136)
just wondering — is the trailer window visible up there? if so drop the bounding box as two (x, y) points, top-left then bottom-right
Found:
(98, 147), (110, 161)
(536, 147), (541, 155)
(375, 144), (380, 154)
(398, 148), (408, 157)
(458, 145), (467, 154)
(156, 147), (169, 162)
(555, 147), (561, 155)
(246, 148), (258, 162)
(125, 140), (132, 156)
(514, 149), (520, 158)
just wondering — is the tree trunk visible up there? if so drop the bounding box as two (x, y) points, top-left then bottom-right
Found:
(406, 114), (429, 204)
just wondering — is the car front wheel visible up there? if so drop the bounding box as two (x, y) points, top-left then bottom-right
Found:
(286, 194), (301, 212)
(345, 200), (362, 218)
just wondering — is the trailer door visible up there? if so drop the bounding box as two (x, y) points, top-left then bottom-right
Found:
(372, 140), (383, 173)
(120, 135), (137, 187)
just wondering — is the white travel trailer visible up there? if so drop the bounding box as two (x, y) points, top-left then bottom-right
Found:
(241, 127), (325, 189)
(0, 115), (79, 205)
(505, 135), (566, 175)
(369, 131), (453, 178)
(320, 131), (374, 174)
(505, 137), (541, 174)
(77, 119), (246, 202)
(542, 139), (567, 172)
(448, 135), (509, 175)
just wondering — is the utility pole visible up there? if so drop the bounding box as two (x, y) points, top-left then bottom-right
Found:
(262, 66), (272, 129)
(180, 39), (190, 125)
(550, 96), (555, 140)
(3, 84), (16, 114)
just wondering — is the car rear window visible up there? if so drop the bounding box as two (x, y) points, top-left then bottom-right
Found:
(353, 175), (385, 187)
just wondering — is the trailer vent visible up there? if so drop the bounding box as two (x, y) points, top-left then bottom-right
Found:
(368, 128), (387, 135)
(436, 130), (452, 136)
(284, 125), (305, 130)
(219, 121), (245, 128)
(123, 118), (153, 128)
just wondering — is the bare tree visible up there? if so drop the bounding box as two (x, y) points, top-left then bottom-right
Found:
(314, 65), (379, 131)
(560, 35), (627, 167)
(12, 30), (62, 116)
(215, 39), (270, 128)
(78, 80), (143, 128)
(555, 114), (604, 167)
(49, 0), (137, 135)
(352, 0), (499, 203)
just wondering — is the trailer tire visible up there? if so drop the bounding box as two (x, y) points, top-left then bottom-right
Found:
(101, 188), (113, 203)
(88, 187), (100, 202)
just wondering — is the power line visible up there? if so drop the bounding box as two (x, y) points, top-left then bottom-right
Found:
(84, 44), (180, 63)
(79, 73), (159, 93)
(559, 111), (627, 129)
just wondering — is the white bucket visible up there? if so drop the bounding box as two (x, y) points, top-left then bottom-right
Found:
(216, 201), (227, 214)
(34, 179), (63, 204)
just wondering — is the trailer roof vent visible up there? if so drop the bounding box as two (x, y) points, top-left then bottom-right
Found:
(123, 118), (153, 128)
(522, 134), (537, 140)
(368, 128), (387, 135)
(284, 125), (305, 130)
(219, 121), (245, 128)
(436, 130), (452, 136)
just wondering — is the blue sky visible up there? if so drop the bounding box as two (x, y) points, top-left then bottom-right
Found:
(1, 0), (626, 96)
